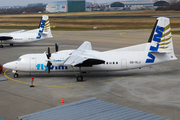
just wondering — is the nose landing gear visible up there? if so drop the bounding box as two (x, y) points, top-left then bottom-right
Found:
(12, 70), (19, 78)
(14, 73), (19, 78)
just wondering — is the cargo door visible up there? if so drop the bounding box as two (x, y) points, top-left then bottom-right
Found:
(121, 59), (127, 69)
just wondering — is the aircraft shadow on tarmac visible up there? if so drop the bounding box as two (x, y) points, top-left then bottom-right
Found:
(6, 68), (179, 79)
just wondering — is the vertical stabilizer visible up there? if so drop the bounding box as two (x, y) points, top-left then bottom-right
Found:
(146, 17), (177, 63)
(148, 17), (174, 53)
(37, 15), (52, 39)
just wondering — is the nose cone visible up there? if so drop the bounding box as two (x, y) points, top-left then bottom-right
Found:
(3, 62), (16, 69)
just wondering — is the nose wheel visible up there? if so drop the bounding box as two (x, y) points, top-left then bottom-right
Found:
(14, 73), (19, 78)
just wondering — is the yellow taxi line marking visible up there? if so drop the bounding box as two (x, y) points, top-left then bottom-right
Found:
(120, 33), (132, 37)
(4, 68), (180, 88)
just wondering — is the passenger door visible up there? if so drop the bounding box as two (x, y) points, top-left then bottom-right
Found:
(30, 58), (36, 71)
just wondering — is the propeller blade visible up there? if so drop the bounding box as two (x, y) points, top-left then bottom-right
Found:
(55, 43), (58, 52)
(48, 63), (50, 73)
(47, 61), (52, 73)
(46, 46), (52, 73)
(47, 46), (51, 59)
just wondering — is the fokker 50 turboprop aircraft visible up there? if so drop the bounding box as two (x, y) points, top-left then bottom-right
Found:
(0, 15), (52, 48)
(3, 17), (177, 81)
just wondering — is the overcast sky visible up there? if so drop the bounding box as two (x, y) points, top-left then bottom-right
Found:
(0, 0), (137, 6)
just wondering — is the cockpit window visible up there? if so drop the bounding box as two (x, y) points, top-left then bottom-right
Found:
(17, 58), (21, 61)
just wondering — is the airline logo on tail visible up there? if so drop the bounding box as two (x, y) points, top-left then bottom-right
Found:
(149, 26), (164, 52)
(146, 21), (172, 63)
(36, 18), (50, 39)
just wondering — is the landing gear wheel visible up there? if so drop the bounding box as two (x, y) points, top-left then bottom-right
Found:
(0, 45), (3, 48)
(14, 73), (19, 78)
(10, 44), (13, 46)
(77, 75), (83, 82)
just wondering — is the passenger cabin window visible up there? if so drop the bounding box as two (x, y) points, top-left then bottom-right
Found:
(106, 62), (108, 64)
(116, 62), (118, 64)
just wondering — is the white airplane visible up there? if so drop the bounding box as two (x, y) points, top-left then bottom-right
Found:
(3, 17), (177, 81)
(0, 15), (52, 48)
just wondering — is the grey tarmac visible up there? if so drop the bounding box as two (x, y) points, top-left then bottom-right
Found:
(0, 29), (180, 120)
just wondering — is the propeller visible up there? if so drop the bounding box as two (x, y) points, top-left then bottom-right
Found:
(46, 44), (59, 73)
(46, 46), (52, 73)
(55, 43), (58, 52)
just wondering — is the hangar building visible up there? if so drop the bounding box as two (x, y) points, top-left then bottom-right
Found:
(104, 1), (170, 11)
(154, 1), (170, 7)
(46, 0), (86, 13)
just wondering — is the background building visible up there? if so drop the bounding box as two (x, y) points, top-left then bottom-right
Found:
(105, 1), (155, 11)
(46, 0), (85, 13)
(93, 1), (170, 11)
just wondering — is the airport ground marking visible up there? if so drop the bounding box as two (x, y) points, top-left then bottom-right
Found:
(120, 33), (132, 37)
(4, 68), (180, 88)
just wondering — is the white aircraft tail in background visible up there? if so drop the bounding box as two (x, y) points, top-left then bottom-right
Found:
(0, 15), (53, 48)
(3, 17), (177, 81)
(36, 15), (52, 39)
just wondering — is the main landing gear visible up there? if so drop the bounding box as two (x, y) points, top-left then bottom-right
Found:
(0, 40), (3, 48)
(77, 75), (83, 82)
(72, 66), (84, 82)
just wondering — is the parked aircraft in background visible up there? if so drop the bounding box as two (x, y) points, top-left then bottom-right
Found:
(3, 17), (177, 81)
(0, 15), (52, 48)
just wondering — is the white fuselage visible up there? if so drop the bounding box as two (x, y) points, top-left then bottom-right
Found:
(4, 43), (176, 73)
(1, 29), (52, 44)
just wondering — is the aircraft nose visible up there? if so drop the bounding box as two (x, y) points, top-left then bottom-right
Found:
(3, 62), (16, 69)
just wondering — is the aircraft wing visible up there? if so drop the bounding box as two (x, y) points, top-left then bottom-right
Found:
(0, 30), (25, 40)
(64, 41), (105, 67)
(9, 30), (25, 34)
(64, 55), (105, 67)
(0, 36), (13, 40)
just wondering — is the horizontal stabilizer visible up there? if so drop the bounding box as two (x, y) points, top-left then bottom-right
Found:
(150, 51), (171, 54)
